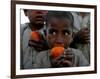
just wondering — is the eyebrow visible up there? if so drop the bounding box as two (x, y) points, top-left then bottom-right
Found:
(62, 29), (72, 34)
(48, 28), (58, 33)
(48, 28), (72, 33)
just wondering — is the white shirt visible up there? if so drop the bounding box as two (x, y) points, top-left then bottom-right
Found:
(20, 23), (45, 69)
(71, 12), (90, 62)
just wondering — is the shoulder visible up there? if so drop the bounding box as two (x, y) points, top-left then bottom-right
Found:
(71, 12), (78, 17)
(20, 23), (30, 36)
(20, 23), (29, 31)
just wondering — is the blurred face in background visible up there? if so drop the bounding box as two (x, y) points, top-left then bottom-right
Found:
(46, 17), (73, 49)
(24, 10), (48, 29)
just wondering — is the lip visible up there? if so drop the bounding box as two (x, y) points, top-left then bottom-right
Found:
(35, 18), (44, 22)
(53, 44), (64, 47)
(35, 16), (44, 20)
(36, 18), (44, 20)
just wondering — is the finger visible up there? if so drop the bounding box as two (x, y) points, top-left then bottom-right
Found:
(81, 33), (90, 40)
(35, 48), (43, 51)
(81, 29), (90, 34)
(82, 36), (90, 40)
(55, 53), (72, 60)
(83, 34), (90, 37)
(83, 36), (90, 40)
(56, 54), (74, 64)
(28, 40), (38, 46)
(84, 28), (89, 31)
(58, 60), (73, 67)
(29, 40), (42, 44)
(28, 40), (43, 48)
(52, 56), (74, 67)
(63, 60), (73, 67)
(83, 32), (90, 35)
(82, 35), (90, 41)
(83, 40), (90, 44)
(81, 27), (89, 31)
(29, 39), (48, 47)
(55, 54), (65, 60)
(64, 49), (73, 55)
(63, 55), (74, 60)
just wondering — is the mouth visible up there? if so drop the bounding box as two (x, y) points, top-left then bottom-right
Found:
(35, 16), (44, 21)
(53, 44), (64, 47)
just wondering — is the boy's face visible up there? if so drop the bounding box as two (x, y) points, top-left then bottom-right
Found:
(46, 17), (73, 49)
(25, 10), (48, 25)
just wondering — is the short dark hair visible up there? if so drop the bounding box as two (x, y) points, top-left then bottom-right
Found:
(23, 9), (27, 12)
(46, 11), (74, 28)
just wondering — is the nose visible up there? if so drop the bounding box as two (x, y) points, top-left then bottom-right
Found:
(55, 35), (64, 45)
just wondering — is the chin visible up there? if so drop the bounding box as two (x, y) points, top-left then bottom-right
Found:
(35, 23), (44, 30)
(36, 20), (44, 24)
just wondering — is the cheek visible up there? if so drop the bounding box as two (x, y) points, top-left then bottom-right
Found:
(28, 14), (35, 20)
(47, 35), (55, 43)
(46, 35), (56, 46)
(64, 36), (72, 46)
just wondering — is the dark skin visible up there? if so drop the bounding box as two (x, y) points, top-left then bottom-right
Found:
(24, 10), (48, 30)
(75, 12), (90, 44)
(70, 27), (90, 48)
(28, 33), (49, 51)
(51, 49), (75, 67)
(72, 27), (90, 45)
(76, 27), (90, 44)
(46, 17), (74, 67)
(24, 10), (49, 51)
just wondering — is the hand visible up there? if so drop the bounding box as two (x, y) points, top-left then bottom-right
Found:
(74, 27), (90, 44)
(51, 49), (75, 67)
(28, 34), (49, 51)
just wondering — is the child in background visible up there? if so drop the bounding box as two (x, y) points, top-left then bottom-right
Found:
(20, 10), (48, 69)
(71, 12), (90, 63)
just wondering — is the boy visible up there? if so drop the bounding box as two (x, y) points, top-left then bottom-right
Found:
(71, 12), (90, 62)
(34, 11), (89, 68)
(20, 9), (48, 69)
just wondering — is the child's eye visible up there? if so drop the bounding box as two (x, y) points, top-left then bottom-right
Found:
(64, 32), (68, 36)
(51, 31), (56, 35)
(62, 30), (70, 36)
(48, 29), (57, 35)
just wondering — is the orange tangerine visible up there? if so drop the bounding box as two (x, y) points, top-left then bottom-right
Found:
(51, 46), (64, 59)
(30, 31), (40, 41)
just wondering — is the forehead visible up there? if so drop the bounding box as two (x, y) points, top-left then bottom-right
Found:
(47, 17), (72, 29)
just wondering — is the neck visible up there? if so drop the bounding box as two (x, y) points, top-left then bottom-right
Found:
(29, 23), (43, 31)
(29, 23), (37, 31)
